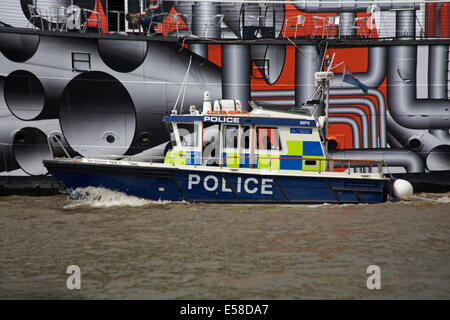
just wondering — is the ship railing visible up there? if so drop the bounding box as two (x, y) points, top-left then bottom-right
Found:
(47, 149), (387, 176)
(16, 0), (450, 41)
(76, 155), (168, 163)
(219, 155), (386, 176)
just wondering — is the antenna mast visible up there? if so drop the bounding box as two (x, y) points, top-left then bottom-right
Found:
(314, 53), (335, 162)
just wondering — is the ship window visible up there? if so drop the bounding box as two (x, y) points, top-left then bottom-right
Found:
(304, 160), (317, 166)
(177, 123), (199, 147)
(241, 125), (251, 149)
(256, 127), (281, 150)
(223, 125), (239, 149)
(72, 52), (91, 72)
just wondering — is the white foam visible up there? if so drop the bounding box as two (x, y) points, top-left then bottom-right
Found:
(63, 187), (171, 209)
(436, 195), (450, 203)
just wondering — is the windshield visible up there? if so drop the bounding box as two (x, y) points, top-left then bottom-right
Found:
(166, 122), (177, 147)
(177, 123), (199, 147)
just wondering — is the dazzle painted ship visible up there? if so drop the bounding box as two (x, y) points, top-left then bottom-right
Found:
(0, 0), (450, 193)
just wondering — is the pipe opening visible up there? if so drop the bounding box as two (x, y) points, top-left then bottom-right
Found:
(4, 70), (45, 120)
(0, 33), (39, 63)
(12, 127), (52, 176)
(426, 145), (450, 171)
(407, 138), (422, 151)
(106, 135), (115, 144)
(98, 39), (148, 73)
(327, 139), (338, 152)
(138, 132), (153, 149)
(59, 71), (136, 156)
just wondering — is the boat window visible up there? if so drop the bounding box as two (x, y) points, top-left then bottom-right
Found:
(304, 160), (317, 166)
(177, 123), (199, 147)
(256, 127), (281, 150)
(241, 125), (251, 150)
(223, 125), (239, 149)
(166, 122), (177, 147)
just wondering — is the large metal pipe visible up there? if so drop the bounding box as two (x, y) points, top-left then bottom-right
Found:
(387, 132), (404, 149)
(331, 89), (387, 148)
(329, 98), (377, 148)
(429, 129), (450, 144)
(396, 9), (416, 39)
(427, 45), (449, 141)
(191, 2), (219, 58)
(222, 44), (250, 109)
(329, 107), (369, 148)
(252, 99), (371, 148)
(330, 47), (387, 89)
(290, 44), (387, 145)
(0, 114), (68, 175)
(338, 12), (356, 38)
(328, 116), (361, 149)
(295, 45), (320, 108)
(428, 45), (448, 99)
(329, 149), (425, 173)
(387, 45), (450, 129)
(252, 91), (385, 147)
(386, 113), (450, 171)
(0, 35), (73, 121)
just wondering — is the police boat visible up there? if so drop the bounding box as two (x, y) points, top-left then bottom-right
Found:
(44, 68), (412, 203)
(44, 103), (400, 203)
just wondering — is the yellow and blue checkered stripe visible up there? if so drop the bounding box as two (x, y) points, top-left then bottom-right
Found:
(164, 151), (201, 165)
(221, 141), (324, 171)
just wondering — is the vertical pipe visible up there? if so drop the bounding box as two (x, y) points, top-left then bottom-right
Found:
(428, 45), (448, 99)
(189, 43), (209, 59)
(221, 44), (251, 110)
(191, 2), (219, 59)
(338, 12), (356, 38)
(192, 2), (219, 38)
(396, 10), (416, 39)
(428, 28), (449, 140)
(295, 45), (320, 109)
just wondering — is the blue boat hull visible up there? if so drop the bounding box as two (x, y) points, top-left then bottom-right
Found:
(43, 161), (391, 203)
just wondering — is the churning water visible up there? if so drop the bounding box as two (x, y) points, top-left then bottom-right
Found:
(0, 188), (449, 299)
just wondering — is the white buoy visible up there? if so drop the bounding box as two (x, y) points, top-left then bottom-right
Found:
(392, 179), (414, 200)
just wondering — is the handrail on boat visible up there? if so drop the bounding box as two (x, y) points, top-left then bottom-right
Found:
(219, 154), (385, 175)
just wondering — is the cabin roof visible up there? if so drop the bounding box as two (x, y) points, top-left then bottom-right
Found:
(163, 114), (317, 127)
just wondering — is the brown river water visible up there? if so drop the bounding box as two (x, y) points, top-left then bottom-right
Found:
(0, 188), (449, 299)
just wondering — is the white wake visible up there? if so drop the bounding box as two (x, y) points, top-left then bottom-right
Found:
(63, 186), (170, 208)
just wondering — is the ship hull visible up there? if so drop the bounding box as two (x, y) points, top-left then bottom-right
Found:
(44, 160), (391, 203)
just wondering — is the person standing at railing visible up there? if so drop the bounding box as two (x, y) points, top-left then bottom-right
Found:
(140, 0), (163, 36)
